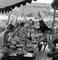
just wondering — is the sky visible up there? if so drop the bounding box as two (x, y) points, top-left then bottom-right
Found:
(32, 0), (53, 4)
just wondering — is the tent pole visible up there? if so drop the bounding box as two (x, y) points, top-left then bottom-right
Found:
(52, 8), (56, 41)
(7, 15), (10, 25)
(16, 16), (18, 21)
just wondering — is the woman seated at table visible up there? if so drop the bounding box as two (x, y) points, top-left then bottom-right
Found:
(37, 19), (52, 51)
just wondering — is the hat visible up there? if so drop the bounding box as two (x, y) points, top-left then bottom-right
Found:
(39, 20), (44, 24)
(20, 22), (24, 27)
(7, 24), (15, 32)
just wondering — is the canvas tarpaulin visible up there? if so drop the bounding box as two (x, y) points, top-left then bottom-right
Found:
(0, 0), (36, 13)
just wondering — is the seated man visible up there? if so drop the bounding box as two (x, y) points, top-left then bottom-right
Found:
(0, 24), (15, 60)
(8, 22), (28, 50)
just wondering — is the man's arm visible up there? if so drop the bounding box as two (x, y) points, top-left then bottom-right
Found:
(2, 31), (9, 46)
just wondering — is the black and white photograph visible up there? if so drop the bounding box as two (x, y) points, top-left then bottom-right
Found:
(0, 0), (58, 60)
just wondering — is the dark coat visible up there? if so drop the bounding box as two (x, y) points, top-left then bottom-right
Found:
(39, 20), (52, 33)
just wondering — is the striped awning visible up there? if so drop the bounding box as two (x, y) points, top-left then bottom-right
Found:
(0, 0), (36, 13)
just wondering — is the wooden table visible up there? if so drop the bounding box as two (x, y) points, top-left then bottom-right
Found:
(2, 52), (35, 60)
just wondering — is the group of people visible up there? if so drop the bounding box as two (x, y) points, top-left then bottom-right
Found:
(0, 19), (36, 60)
(0, 18), (57, 60)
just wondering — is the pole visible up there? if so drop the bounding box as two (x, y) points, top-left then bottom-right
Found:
(16, 15), (18, 22)
(7, 15), (10, 25)
(52, 8), (56, 41)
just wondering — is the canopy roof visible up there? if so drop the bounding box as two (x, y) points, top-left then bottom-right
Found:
(0, 0), (24, 8)
(0, 0), (36, 13)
